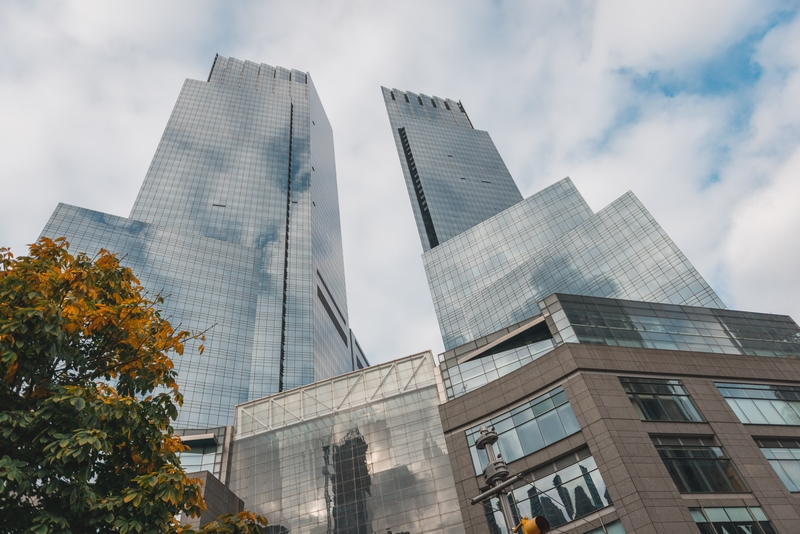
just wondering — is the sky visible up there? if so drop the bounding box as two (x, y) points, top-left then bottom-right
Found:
(1, 0), (800, 365)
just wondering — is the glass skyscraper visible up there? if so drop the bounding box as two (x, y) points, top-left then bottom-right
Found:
(383, 88), (724, 352)
(386, 88), (800, 534)
(381, 87), (523, 252)
(384, 87), (730, 400)
(40, 55), (367, 428)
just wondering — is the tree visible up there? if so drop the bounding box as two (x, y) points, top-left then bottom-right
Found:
(0, 238), (267, 534)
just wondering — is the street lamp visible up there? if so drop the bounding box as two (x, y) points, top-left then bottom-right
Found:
(469, 426), (550, 534)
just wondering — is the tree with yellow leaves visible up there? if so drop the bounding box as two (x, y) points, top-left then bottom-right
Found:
(0, 238), (266, 534)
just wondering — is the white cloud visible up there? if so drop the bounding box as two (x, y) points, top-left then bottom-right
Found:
(593, 0), (775, 67)
(723, 145), (800, 315)
(1, 0), (798, 365)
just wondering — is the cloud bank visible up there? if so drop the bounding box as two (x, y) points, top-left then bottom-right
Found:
(1, 0), (798, 364)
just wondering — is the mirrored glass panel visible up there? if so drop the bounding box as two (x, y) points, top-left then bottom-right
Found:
(466, 386), (581, 474)
(652, 436), (748, 494)
(620, 377), (703, 422)
(716, 383), (800, 426)
(230, 352), (465, 533)
(543, 294), (800, 359)
(690, 507), (778, 534)
(483, 451), (613, 533)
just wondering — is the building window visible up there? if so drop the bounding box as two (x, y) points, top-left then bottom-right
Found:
(620, 377), (703, 422)
(178, 443), (221, 477)
(441, 331), (555, 400)
(716, 382), (800, 425)
(652, 436), (748, 493)
(483, 450), (614, 533)
(544, 293), (800, 358)
(466, 386), (581, 474)
(756, 438), (800, 492)
(690, 507), (778, 534)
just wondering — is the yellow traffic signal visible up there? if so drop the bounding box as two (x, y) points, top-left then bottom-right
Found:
(512, 515), (551, 534)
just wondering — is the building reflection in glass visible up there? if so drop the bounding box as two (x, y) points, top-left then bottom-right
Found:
(484, 452), (612, 533)
(323, 429), (372, 533)
(230, 352), (465, 533)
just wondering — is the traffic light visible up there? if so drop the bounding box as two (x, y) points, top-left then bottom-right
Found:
(512, 515), (551, 534)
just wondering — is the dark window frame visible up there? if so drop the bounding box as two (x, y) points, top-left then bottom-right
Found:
(756, 437), (800, 493)
(653, 436), (749, 494)
(621, 377), (704, 422)
(716, 382), (800, 426)
(690, 506), (778, 534)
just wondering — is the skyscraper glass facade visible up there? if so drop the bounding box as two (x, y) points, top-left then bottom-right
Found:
(384, 95), (724, 353)
(382, 87), (523, 252)
(425, 184), (725, 351)
(40, 56), (365, 428)
(422, 178), (592, 349)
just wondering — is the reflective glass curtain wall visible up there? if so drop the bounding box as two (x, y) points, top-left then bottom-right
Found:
(381, 87), (523, 252)
(383, 89), (724, 352)
(231, 352), (465, 533)
(40, 56), (361, 428)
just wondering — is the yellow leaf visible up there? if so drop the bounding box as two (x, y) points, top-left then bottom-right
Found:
(4, 360), (19, 384)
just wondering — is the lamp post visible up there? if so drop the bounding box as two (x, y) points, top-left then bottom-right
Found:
(469, 426), (551, 534)
(474, 426), (515, 531)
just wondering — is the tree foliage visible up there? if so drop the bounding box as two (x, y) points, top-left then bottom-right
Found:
(0, 238), (266, 533)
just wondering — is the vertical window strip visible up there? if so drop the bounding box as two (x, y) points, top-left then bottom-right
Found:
(317, 287), (348, 346)
(317, 270), (346, 325)
(398, 127), (439, 248)
(278, 103), (294, 392)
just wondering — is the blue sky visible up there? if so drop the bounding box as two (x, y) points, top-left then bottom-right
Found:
(1, 0), (799, 364)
